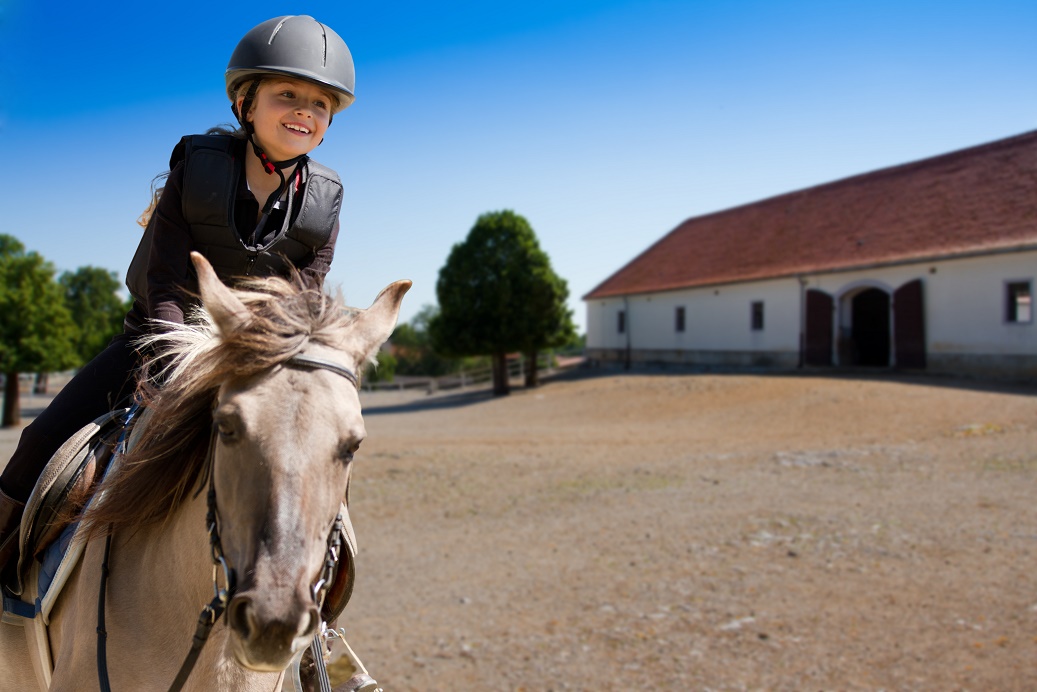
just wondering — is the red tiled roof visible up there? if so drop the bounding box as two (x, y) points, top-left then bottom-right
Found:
(584, 130), (1037, 300)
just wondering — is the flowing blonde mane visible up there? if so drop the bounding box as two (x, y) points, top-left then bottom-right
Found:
(80, 274), (360, 537)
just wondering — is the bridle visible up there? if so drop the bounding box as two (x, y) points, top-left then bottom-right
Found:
(96, 353), (360, 692)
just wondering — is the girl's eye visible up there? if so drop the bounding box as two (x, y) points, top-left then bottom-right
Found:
(314, 100), (328, 111)
(280, 90), (295, 99)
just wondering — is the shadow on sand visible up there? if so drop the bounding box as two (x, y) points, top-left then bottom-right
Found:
(362, 363), (1037, 416)
(361, 388), (499, 416)
(360, 366), (599, 416)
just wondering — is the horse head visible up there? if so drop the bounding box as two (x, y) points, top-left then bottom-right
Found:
(193, 252), (410, 671)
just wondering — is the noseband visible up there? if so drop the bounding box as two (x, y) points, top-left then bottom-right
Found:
(97, 353), (361, 692)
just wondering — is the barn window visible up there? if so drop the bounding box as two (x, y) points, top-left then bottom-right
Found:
(617, 310), (626, 333)
(1006, 281), (1032, 323)
(751, 301), (765, 331)
(675, 306), (686, 332)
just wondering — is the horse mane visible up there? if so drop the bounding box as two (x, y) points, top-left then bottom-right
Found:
(79, 273), (361, 539)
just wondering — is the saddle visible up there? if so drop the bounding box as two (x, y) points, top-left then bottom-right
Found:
(9, 408), (128, 599)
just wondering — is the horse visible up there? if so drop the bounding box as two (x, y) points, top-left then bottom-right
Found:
(0, 252), (409, 691)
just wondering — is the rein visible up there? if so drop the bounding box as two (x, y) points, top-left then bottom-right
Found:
(96, 353), (360, 692)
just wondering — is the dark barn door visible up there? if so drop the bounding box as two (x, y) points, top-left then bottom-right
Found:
(852, 289), (891, 366)
(894, 279), (927, 369)
(805, 289), (834, 366)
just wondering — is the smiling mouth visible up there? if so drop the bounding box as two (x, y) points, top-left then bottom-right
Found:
(283, 123), (311, 135)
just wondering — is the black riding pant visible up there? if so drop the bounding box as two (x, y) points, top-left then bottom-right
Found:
(0, 333), (141, 503)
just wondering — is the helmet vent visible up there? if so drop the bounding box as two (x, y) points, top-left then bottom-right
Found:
(267, 15), (292, 44)
(319, 23), (328, 66)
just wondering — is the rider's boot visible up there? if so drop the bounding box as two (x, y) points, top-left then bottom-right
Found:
(0, 488), (25, 573)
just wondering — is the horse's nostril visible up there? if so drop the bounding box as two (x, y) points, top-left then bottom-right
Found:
(300, 605), (320, 639)
(227, 595), (255, 641)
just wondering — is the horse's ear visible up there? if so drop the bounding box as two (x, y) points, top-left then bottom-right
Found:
(345, 280), (412, 363)
(191, 252), (251, 335)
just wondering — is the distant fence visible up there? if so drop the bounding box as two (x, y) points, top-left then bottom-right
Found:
(362, 353), (583, 393)
(4, 356), (584, 398)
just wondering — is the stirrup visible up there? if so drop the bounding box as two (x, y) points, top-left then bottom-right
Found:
(286, 628), (382, 692)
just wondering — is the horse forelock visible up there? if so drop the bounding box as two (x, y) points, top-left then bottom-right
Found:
(81, 274), (360, 537)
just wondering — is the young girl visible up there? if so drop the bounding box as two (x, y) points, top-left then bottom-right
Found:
(0, 15), (355, 571)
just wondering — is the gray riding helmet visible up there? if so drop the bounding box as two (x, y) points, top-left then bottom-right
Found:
(226, 15), (355, 114)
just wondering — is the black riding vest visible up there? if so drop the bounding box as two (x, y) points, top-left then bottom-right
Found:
(126, 134), (342, 303)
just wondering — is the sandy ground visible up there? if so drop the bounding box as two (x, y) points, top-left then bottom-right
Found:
(4, 368), (1037, 690)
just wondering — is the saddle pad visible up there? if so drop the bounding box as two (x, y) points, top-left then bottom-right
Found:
(13, 408), (129, 596)
(36, 522), (83, 624)
(3, 477), (113, 623)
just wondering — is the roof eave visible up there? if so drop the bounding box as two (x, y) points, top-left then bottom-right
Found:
(582, 241), (1037, 301)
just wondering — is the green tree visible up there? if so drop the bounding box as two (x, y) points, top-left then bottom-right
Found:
(363, 349), (398, 384)
(392, 304), (468, 377)
(60, 266), (126, 365)
(0, 236), (78, 426)
(429, 210), (575, 395)
(512, 246), (576, 388)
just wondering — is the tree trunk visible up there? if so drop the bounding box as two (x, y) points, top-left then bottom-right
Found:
(3, 371), (20, 428)
(491, 352), (510, 396)
(524, 350), (539, 388)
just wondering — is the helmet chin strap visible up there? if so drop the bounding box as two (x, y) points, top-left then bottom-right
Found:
(232, 79), (309, 235)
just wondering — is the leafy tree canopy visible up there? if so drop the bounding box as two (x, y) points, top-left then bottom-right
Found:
(430, 210), (575, 358)
(0, 235), (78, 375)
(389, 304), (482, 377)
(363, 349), (398, 383)
(1, 235), (80, 425)
(60, 266), (126, 364)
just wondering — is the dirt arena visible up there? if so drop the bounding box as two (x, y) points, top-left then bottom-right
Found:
(4, 369), (1037, 690)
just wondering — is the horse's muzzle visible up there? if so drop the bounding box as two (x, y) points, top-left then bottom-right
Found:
(226, 591), (320, 671)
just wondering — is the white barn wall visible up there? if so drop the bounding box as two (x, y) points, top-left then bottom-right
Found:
(585, 296), (624, 351)
(586, 276), (803, 368)
(924, 251), (1035, 355)
(586, 249), (1037, 378)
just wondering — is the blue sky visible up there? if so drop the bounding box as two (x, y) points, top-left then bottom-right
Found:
(1, 1), (1034, 333)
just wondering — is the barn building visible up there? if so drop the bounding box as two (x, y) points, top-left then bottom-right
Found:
(583, 130), (1037, 379)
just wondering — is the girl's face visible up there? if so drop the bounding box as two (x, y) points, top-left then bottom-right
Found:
(242, 78), (334, 162)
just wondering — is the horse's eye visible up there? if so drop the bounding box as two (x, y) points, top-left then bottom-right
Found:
(339, 441), (360, 464)
(214, 418), (237, 442)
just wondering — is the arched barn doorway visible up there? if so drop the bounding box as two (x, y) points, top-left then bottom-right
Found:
(849, 288), (890, 366)
(835, 286), (891, 367)
(809, 279), (925, 370)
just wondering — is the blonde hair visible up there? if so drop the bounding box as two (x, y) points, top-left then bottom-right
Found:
(136, 172), (168, 228)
